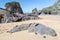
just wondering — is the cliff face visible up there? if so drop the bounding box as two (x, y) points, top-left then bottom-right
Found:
(53, 0), (60, 14)
(42, 0), (60, 15)
(42, 0), (57, 10)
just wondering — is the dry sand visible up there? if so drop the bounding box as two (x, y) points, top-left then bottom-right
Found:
(0, 15), (60, 40)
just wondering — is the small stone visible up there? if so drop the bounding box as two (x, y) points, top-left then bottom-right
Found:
(43, 36), (46, 38)
(35, 32), (37, 35)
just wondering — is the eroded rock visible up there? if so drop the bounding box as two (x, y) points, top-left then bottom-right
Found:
(28, 23), (57, 37)
(7, 23), (57, 37)
(7, 24), (30, 33)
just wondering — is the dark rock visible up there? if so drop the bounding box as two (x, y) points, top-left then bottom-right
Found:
(5, 2), (23, 14)
(32, 8), (39, 15)
(43, 36), (46, 38)
(32, 8), (42, 15)
(38, 10), (42, 15)
(0, 8), (10, 23)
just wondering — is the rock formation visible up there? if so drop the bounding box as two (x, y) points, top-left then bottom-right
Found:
(7, 23), (57, 38)
(5, 2), (23, 14)
(42, 0), (60, 15)
(32, 8), (38, 14)
(28, 23), (57, 37)
(32, 8), (41, 15)
(0, 2), (40, 23)
(7, 23), (30, 33)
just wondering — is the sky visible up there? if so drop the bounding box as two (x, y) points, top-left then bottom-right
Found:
(0, 0), (57, 13)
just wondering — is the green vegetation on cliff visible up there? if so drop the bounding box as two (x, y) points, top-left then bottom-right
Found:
(42, 0), (59, 11)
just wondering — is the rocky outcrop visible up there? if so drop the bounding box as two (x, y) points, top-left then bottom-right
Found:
(0, 10), (40, 23)
(32, 8), (38, 15)
(0, 8), (9, 23)
(5, 2), (23, 14)
(32, 8), (41, 15)
(0, 2), (40, 23)
(41, 0), (60, 15)
(0, 2), (24, 23)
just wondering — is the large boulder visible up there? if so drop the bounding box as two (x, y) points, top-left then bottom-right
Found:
(7, 23), (57, 37)
(0, 2), (24, 23)
(28, 23), (57, 37)
(7, 24), (30, 33)
(32, 8), (39, 15)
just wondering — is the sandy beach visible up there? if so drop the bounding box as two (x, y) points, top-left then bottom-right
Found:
(0, 15), (60, 40)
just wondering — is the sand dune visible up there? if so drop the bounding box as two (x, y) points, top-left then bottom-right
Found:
(0, 15), (60, 40)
